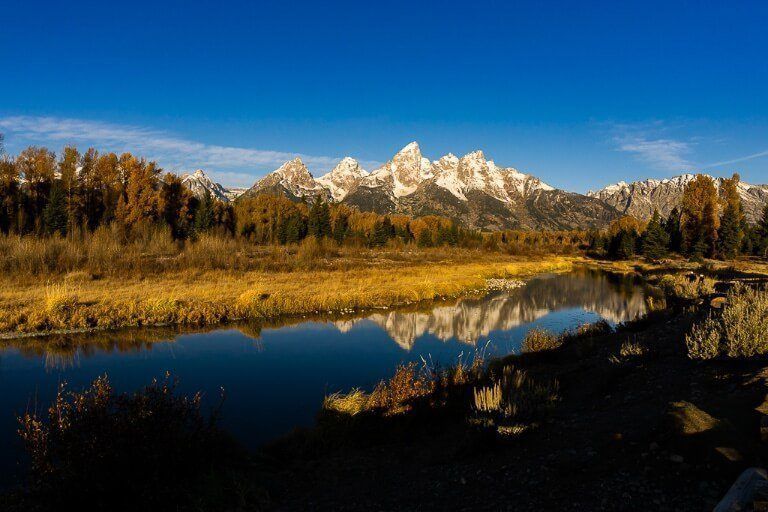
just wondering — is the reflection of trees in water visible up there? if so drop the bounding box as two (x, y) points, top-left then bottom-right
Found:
(338, 269), (649, 350)
(0, 270), (650, 364)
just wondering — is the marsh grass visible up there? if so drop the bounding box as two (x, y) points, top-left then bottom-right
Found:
(43, 282), (79, 314)
(1, 254), (574, 335)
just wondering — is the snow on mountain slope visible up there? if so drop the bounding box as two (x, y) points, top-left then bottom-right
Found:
(242, 157), (330, 201)
(316, 157), (368, 201)
(180, 170), (230, 202)
(242, 142), (616, 230)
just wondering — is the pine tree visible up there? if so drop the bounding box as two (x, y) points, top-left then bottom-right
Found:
(307, 198), (331, 238)
(663, 207), (683, 253)
(718, 174), (744, 259)
(718, 204), (742, 259)
(417, 228), (433, 248)
(608, 229), (637, 260)
(332, 212), (349, 244)
(641, 210), (669, 261)
(43, 182), (68, 236)
(757, 204), (768, 257)
(193, 191), (215, 234)
(0, 156), (20, 234)
(58, 146), (79, 232)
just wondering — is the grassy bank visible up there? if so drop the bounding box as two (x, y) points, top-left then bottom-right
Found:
(0, 250), (575, 336)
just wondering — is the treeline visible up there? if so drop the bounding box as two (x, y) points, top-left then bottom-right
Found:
(0, 145), (235, 239)
(0, 143), (477, 248)
(590, 174), (768, 260)
(234, 194), (481, 248)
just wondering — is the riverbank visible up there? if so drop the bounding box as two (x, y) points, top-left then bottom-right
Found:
(3, 261), (768, 510)
(0, 251), (575, 337)
(258, 273), (768, 510)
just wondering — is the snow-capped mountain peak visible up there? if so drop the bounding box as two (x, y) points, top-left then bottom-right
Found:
(180, 169), (230, 202)
(317, 157), (368, 201)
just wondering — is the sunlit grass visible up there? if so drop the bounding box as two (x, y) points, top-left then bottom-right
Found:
(0, 253), (575, 334)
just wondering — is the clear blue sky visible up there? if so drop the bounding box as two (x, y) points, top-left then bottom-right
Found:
(2, 0), (767, 190)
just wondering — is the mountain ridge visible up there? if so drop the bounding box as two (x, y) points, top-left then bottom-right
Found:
(589, 173), (768, 223)
(183, 143), (768, 230)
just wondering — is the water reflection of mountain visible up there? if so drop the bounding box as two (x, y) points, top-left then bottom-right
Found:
(1, 270), (650, 366)
(337, 269), (649, 350)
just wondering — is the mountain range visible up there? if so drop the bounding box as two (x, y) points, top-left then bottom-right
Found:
(180, 142), (768, 230)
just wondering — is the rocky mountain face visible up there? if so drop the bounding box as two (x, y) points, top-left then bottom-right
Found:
(315, 157), (369, 201)
(190, 143), (766, 230)
(240, 157), (330, 202)
(589, 174), (768, 223)
(180, 170), (231, 202)
(241, 142), (620, 230)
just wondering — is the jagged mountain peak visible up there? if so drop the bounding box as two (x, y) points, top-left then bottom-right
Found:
(180, 169), (229, 202)
(590, 172), (768, 223)
(317, 157), (368, 201)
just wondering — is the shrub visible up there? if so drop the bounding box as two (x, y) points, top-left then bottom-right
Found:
(521, 328), (561, 353)
(367, 363), (433, 415)
(685, 284), (768, 359)
(685, 316), (722, 359)
(17, 374), (237, 510)
(721, 285), (768, 357)
(657, 273), (716, 300)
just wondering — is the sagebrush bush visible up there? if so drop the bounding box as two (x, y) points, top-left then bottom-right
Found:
(686, 284), (768, 359)
(657, 273), (716, 300)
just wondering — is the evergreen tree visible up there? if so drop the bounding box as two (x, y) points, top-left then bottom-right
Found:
(307, 198), (332, 238)
(371, 217), (394, 247)
(43, 182), (68, 236)
(193, 191), (215, 234)
(718, 204), (742, 259)
(640, 210), (669, 260)
(663, 207), (683, 253)
(417, 228), (433, 248)
(718, 174), (744, 259)
(284, 214), (306, 244)
(332, 212), (349, 245)
(0, 156), (19, 234)
(756, 204), (768, 257)
(608, 228), (638, 260)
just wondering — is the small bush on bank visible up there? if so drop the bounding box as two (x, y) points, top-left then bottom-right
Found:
(521, 329), (561, 353)
(686, 284), (768, 359)
(657, 273), (716, 300)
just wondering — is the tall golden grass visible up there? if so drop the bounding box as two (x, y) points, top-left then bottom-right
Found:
(0, 248), (575, 334)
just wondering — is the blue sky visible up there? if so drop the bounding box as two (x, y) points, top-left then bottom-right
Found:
(2, 0), (767, 191)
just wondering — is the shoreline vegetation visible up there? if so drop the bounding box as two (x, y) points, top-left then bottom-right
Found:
(0, 241), (576, 338)
(5, 263), (768, 510)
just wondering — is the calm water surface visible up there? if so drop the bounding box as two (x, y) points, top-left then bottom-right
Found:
(0, 269), (651, 484)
